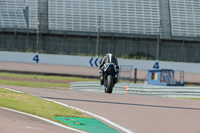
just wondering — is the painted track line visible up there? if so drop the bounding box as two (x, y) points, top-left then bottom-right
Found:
(2, 87), (23, 93)
(2, 87), (134, 133)
(43, 98), (134, 133)
(0, 107), (87, 133)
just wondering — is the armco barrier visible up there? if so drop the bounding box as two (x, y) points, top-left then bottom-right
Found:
(70, 82), (200, 98)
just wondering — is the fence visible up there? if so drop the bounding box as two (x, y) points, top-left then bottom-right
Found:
(119, 65), (133, 83)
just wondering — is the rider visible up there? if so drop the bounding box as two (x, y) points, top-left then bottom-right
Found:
(99, 53), (119, 85)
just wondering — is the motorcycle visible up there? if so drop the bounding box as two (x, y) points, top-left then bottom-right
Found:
(103, 63), (118, 93)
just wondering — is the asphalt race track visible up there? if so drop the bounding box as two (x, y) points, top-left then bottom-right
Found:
(1, 85), (200, 133)
(1, 61), (200, 83)
(0, 62), (200, 133)
(0, 107), (80, 133)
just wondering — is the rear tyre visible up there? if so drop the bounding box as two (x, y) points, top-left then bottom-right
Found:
(105, 75), (113, 93)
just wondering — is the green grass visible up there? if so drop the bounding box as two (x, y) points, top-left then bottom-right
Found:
(0, 80), (69, 89)
(189, 98), (200, 100)
(0, 73), (102, 130)
(0, 88), (87, 119)
(0, 72), (98, 89)
(182, 98), (200, 100)
(188, 98), (200, 100)
(184, 83), (200, 87)
(0, 72), (97, 82)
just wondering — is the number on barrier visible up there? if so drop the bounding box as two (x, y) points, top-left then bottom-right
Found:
(153, 62), (159, 69)
(33, 54), (39, 63)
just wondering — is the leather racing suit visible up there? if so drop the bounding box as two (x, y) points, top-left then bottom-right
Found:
(99, 53), (119, 85)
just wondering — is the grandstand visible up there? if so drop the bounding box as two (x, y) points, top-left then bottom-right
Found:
(170, 0), (200, 37)
(48, 0), (160, 35)
(0, 0), (200, 62)
(0, 0), (27, 29)
(1, 0), (200, 38)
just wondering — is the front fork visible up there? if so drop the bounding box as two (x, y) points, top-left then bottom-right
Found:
(100, 69), (118, 84)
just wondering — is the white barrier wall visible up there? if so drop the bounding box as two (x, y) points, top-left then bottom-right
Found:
(0, 51), (200, 73)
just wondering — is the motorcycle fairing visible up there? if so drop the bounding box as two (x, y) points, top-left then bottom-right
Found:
(104, 63), (117, 73)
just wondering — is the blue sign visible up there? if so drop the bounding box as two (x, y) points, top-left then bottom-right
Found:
(99, 58), (102, 65)
(153, 62), (159, 69)
(89, 57), (94, 67)
(89, 57), (102, 67)
(33, 54), (39, 63)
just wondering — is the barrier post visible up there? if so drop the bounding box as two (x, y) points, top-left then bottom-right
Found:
(134, 68), (137, 83)
(126, 84), (129, 95)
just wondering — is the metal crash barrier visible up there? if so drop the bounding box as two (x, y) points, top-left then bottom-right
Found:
(70, 82), (200, 98)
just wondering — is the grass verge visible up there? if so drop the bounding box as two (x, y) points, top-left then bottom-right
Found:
(182, 98), (200, 100)
(0, 72), (97, 82)
(0, 87), (88, 119)
(0, 72), (98, 89)
(0, 80), (69, 89)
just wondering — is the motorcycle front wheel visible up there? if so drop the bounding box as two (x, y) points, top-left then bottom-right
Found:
(105, 75), (114, 93)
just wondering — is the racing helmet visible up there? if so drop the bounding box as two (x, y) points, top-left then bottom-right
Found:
(105, 53), (116, 63)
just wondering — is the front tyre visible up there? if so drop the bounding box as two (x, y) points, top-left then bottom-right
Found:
(105, 75), (114, 93)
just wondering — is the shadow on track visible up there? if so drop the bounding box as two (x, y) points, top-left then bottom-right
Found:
(42, 97), (200, 111)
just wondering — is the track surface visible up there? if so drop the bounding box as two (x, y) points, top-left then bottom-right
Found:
(0, 107), (78, 133)
(1, 61), (200, 83)
(1, 85), (200, 133)
(1, 61), (200, 132)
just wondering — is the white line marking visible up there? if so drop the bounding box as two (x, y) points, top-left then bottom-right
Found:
(2, 87), (23, 93)
(25, 126), (42, 130)
(0, 107), (86, 133)
(43, 98), (133, 133)
(1, 87), (134, 133)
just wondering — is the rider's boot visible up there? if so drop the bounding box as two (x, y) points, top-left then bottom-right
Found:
(100, 76), (104, 85)
(99, 69), (104, 85)
(114, 74), (118, 84)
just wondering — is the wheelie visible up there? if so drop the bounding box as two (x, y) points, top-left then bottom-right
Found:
(99, 53), (119, 93)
